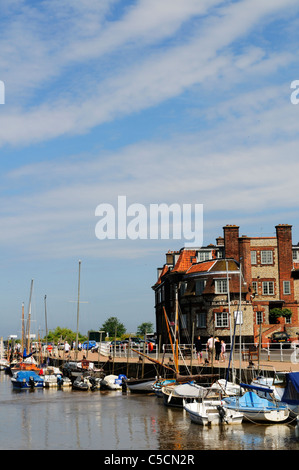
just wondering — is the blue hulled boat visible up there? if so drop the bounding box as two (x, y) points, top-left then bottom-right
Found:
(11, 370), (44, 390)
(223, 384), (290, 423)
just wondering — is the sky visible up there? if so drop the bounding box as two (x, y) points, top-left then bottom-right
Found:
(1, 0), (299, 339)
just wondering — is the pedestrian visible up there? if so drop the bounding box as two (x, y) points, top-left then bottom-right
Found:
(64, 341), (70, 356)
(215, 337), (221, 362)
(195, 335), (203, 364)
(220, 340), (226, 362)
(206, 335), (214, 363)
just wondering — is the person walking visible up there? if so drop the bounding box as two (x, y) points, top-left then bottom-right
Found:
(206, 335), (214, 363)
(215, 337), (221, 362)
(220, 340), (226, 362)
(195, 335), (203, 364)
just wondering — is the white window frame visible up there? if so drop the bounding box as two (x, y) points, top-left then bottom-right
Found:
(215, 279), (228, 294)
(283, 281), (291, 295)
(215, 312), (229, 328)
(198, 251), (211, 262)
(251, 251), (257, 265)
(262, 281), (274, 295)
(261, 250), (273, 265)
(256, 311), (263, 325)
(252, 281), (258, 294)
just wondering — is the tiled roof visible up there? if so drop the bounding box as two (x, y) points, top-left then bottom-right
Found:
(155, 264), (169, 285)
(171, 249), (197, 273)
(186, 260), (216, 274)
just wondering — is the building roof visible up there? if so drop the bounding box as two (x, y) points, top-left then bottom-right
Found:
(155, 264), (169, 286)
(171, 249), (197, 273)
(185, 258), (239, 275)
(186, 260), (216, 274)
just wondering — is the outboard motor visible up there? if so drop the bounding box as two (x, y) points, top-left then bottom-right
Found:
(89, 377), (97, 391)
(29, 376), (35, 389)
(217, 405), (226, 423)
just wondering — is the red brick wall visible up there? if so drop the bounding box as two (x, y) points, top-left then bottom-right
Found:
(223, 225), (239, 261)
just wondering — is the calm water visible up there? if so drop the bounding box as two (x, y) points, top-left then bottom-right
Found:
(1, 372), (299, 451)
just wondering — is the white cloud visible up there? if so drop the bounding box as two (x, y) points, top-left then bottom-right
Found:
(1, 0), (298, 147)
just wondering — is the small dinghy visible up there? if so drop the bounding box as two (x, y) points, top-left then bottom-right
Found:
(184, 400), (243, 426)
(11, 370), (44, 390)
(162, 382), (207, 407)
(101, 374), (127, 390)
(72, 375), (90, 391)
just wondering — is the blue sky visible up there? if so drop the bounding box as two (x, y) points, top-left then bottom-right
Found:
(1, 0), (299, 339)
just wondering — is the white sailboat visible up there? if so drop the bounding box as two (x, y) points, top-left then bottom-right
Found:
(0, 337), (9, 370)
(184, 399), (243, 426)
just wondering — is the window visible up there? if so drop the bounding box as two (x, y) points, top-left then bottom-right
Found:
(180, 282), (186, 295)
(262, 281), (274, 295)
(252, 281), (258, 294)
(196, 312), (206, 328)
(195, 279), (206, 295)
(293, 250), (299, 261)
(181, 313), (188, 330)
(251, 251), (257, 264)
(198, 251), (211, 261)
(283, 281), (291, 295)
(215, 312), (229, 328)
(215, 279), (227, 294)
(261, 250), (273, 264)
(256, 311), (263, 325)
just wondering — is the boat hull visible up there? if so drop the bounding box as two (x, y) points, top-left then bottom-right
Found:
(126, 378), (157, 393)
(184, 401), (243, 426)
(224, 391), (290, 423)
(11, 371), (44, 390)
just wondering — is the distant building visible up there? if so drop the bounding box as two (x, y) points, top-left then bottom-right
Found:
(152, 224), (299, 346)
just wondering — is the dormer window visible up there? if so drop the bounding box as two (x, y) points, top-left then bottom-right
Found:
(215, 279), (228, 294)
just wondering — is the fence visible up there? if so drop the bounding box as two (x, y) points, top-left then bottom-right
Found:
(103, 341), (299, 364)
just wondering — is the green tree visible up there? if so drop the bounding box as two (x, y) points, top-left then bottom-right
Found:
(101, 316), (126, 337)
(46, 327), (86, 344)
(269, 308), (292, 324)
(137, 322), (154, 336)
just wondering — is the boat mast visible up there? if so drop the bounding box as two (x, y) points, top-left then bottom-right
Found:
(75, 260), (81, 360)
(44, 295), (48, 349)
(26, 279), (34, 353)
(174, 284), (179, 373)
(21, 302), (25, 354)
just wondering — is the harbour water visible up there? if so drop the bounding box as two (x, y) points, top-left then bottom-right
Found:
(1, 372), (299, 452)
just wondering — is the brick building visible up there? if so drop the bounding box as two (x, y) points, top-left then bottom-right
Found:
(152, 224), (299, 346)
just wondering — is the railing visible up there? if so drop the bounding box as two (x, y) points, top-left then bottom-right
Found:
(102, 341), (299, 364)
(40, 340), (299, 365)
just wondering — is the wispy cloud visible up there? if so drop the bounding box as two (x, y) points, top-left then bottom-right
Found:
(1, 0), (298, 147)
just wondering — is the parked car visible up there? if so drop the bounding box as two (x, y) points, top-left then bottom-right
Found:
(270, 332), (291, 348)
(109, 340), (123, 351)
(82, 340), (97, 350)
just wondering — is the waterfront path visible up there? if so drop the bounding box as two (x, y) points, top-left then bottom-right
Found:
(46, 348), (299, 373)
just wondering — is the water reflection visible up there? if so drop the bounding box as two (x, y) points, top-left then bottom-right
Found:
(0, 372), (299, 450)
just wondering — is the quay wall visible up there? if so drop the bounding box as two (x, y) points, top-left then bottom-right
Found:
(47, 355), (262, 384)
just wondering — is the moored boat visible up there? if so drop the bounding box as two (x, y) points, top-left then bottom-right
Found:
(126, 377), (157, 393)
(184, 400), (243, 426)
(152, 378), (177, 397)
(223, 388), (290, 423)
(161, 382), (207, 407)
(101, 374), (126, 390)
(11, 370), (44, 390)
(252, 371), (299, 418)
